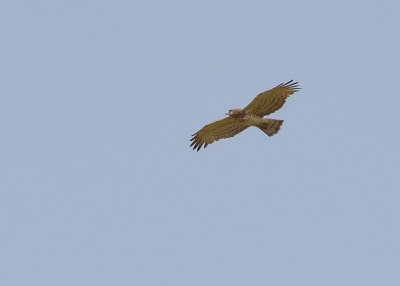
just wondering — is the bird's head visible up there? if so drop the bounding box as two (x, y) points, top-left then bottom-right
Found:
(226, 109), (245, 118)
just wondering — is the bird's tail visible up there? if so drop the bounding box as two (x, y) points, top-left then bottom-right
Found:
(258, 119), (284, 137)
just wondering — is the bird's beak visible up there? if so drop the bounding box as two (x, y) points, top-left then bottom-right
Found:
(225, 113), (228, 115)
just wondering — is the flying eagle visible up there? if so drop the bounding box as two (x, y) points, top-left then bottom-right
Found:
(190, 80), (300, 151)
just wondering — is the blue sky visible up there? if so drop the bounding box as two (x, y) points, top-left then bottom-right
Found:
(1, 1), (399, 285)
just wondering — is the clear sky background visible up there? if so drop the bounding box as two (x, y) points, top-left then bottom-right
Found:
(1, 1), (399, 285)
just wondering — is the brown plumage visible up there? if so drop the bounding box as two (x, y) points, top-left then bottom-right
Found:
(190, 80), (300, 151)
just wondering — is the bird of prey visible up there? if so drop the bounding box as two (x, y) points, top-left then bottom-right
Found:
(190, 80), (300, 151)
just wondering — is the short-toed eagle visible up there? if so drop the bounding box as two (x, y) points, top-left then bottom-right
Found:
(190, 80), (300, 151)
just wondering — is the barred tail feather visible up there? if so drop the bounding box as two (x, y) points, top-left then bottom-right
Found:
(258, 119), (283, 137)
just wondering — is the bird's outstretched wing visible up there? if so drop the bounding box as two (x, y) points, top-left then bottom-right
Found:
(244, 80), (300, 117)
(190, 117), (249, 151)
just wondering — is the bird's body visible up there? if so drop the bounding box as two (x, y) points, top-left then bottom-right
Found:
(190, 80), (300, 151)
(225, 111), (278, 130)
(243, 114), (267, 126)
